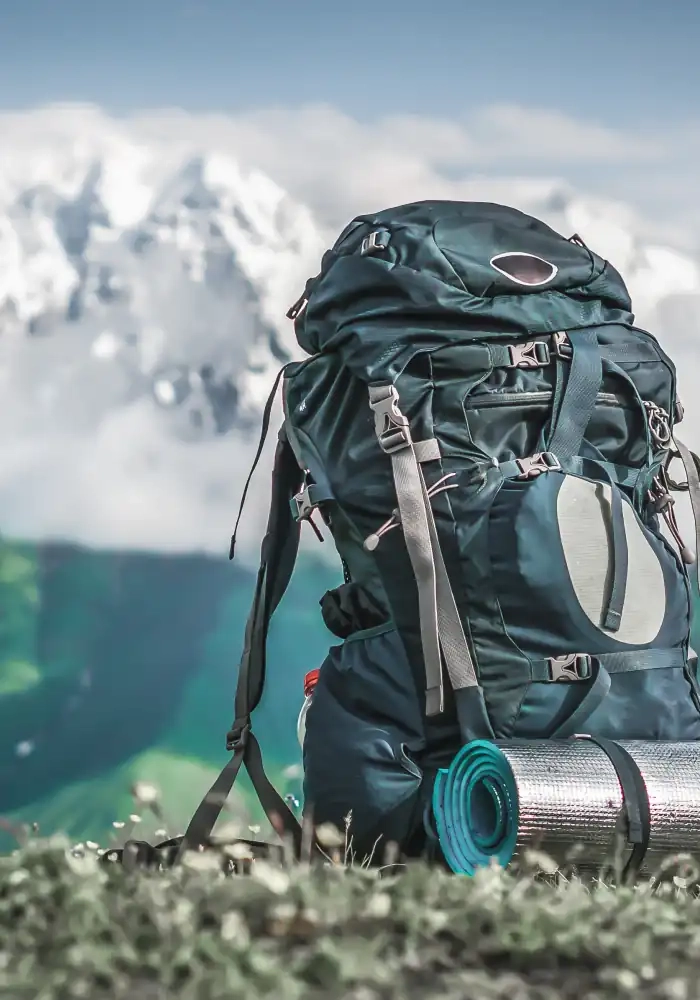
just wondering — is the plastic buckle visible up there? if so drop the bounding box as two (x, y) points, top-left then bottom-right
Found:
(226, 720), (250, 753)
(508, 341), (550, 369)
(515, 452), (561, 479)
(548, 653), (593, 682)
(370, 387), (411, 454)
(360, 229), (390, 256)
(552, 331), (573, 359)
(378, 425), (410, 453)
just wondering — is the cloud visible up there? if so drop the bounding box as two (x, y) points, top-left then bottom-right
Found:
(124, 102), (700, 246)
(0, 101), (697, 561)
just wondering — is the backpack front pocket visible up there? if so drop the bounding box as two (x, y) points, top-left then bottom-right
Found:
(483, 468), (697, 740)
(487, 470), (685, 656)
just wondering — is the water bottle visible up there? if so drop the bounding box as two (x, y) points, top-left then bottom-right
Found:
(297, 669), (320, 749)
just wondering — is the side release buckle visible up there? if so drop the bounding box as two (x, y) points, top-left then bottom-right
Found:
(515, 452), (561, 479)
(548, 653), (593, 682)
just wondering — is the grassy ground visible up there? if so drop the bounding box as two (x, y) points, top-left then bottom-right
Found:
(2, 826), (700, 1000)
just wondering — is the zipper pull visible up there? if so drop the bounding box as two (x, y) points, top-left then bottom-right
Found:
(363, 474), (458, 552)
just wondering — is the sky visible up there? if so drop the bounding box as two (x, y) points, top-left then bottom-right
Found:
(0, 0), (697, 246)
(0, 0), (697, 555)
(0, 0), (697, 125)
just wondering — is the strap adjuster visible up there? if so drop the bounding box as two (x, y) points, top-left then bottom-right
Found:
(507, 341), (551, 368)
(515, 452), (561, 479)
(369, 385), (412, 454)
(552, 331), (572, 359)
(548, 653), (593, 682)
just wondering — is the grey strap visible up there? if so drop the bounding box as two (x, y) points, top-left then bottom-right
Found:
(414, 438), (441, 463)
(419, 464), (479, 692)
(673, 437), (700, 581)
(369, 385), (443, 713)
(368, 385), (478, 716)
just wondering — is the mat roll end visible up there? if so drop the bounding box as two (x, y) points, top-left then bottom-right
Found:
(431, 740), (519, 875)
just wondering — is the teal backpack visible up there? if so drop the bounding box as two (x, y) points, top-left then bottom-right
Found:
(181, 201), (700, 864)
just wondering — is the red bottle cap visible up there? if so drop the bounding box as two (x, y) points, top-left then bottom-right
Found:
(303, 669), (320, 698)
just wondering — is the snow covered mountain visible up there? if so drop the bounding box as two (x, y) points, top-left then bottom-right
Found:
(0, 107), (697, 557)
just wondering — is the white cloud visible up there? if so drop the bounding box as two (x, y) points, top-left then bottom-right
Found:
(124, 102), (700, 246)
(0, 102), (697, 560)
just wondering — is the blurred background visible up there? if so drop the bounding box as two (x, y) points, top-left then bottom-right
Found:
(0, 0), (698, 850)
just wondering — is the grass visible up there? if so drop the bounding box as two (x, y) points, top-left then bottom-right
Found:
(3, 814), (700, 1000)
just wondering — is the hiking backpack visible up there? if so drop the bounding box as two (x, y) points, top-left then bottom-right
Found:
(181, 200), (700, 864)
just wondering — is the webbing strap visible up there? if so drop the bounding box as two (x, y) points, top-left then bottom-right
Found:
(368, 385), (488, 733)
(530, 646), (686, 682)
(482, 337), (659, 371)
(419, 465), (479, 692)
(177, 430), (310, 862)
(590, 463), (628, 633)
(413, 438), (441, 463)
(498, 455), (639, 489)
(229, 362), (293, 559)
(548, 661), (611, 738)
(564, 456), (640, 490)
(547, 328), (602, 462)
(576, 735), (650, 883)
(672, 437), (700, 596)
(368, 390), (443, 714)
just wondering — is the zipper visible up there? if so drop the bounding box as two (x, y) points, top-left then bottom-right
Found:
(465, 390), (622, 409)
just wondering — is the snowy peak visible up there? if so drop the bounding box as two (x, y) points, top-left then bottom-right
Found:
(0, 134), (324, 428)
(0, 106), (696, 557)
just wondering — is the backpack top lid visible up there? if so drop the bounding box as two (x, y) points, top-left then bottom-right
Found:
(291, 201), (635, 379)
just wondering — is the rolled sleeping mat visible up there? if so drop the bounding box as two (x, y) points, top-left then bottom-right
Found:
(431, 738), (700, 878)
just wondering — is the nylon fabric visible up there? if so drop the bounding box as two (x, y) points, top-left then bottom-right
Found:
(378, 416), (443, 714)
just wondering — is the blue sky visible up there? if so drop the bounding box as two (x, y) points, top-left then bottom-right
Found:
(0, 0), (697, 126)
(0, 0), (697, 250)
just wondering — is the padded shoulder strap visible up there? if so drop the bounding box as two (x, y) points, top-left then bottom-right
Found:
(176, 427), (307, 861)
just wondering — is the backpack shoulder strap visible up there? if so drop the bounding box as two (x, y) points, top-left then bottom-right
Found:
(176, 423), (305, 861)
